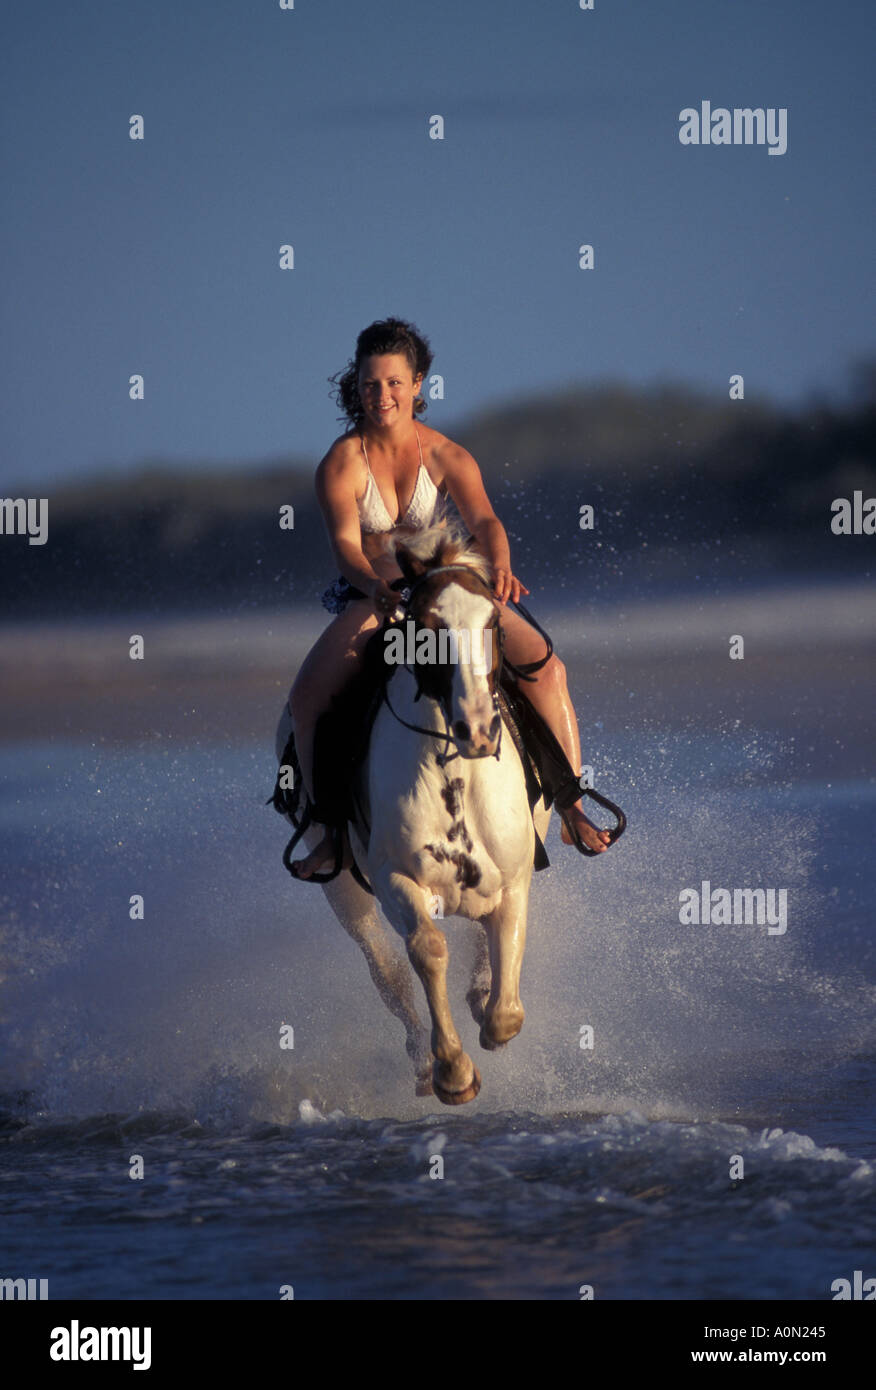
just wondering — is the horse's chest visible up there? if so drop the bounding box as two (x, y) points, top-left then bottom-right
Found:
(418, 793), (486, 892)
(407, 773), (524, 899)
(368, 722), (532, 905)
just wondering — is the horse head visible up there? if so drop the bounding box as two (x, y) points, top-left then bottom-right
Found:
(391, 527), (503, 759)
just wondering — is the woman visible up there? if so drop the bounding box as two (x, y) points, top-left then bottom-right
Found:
(285, 317), (610, 878)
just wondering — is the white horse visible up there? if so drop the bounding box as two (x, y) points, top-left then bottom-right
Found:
(276, 526), (551, 1105)
(358, 528), (553, 1104)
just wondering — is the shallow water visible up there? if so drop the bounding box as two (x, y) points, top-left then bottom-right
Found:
(1, 586), (874, 1299)
(3, 1105), (873, 1300)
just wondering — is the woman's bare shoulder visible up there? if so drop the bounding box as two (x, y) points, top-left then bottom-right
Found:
(419, 423), (477, 478)
(316, 431), (364, 488)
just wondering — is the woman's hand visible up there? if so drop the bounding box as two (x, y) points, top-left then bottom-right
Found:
(369, 576), (401, 619)
(491, 566), (530, 606)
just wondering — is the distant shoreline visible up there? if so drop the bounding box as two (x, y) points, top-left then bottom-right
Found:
(1, 579), (873, 758)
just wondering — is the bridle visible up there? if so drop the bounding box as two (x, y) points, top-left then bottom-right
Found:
(380, 563), (553, 767)
(383, 564), (503, 767)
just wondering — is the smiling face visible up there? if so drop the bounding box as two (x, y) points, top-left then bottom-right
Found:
(357, 352), (423, 428)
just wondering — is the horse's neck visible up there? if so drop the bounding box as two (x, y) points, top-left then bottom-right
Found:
(377, 668), (504, 787)
(387, 665), (433, 715)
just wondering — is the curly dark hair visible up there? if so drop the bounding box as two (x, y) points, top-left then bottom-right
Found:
(329, 317), (433, 428)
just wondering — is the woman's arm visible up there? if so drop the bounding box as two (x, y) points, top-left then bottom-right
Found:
(438, 441), (529, 605)
(315, 445), (397, 608)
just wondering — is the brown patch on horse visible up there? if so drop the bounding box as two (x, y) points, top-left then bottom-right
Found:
(424, 842), (482, 888)
(447, 820), (474, 852)
(441, 778), (465, 819)
(441, 777), (473, 851)
(413, 564), (493, 611)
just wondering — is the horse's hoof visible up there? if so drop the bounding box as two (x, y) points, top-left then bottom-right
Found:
(433, 1066), (481, 1106)
(479, 1009), (524, 1051)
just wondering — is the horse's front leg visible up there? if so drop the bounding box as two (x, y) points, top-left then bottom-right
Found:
(380, 870), (481, 1106)
(466, 926), (491, 1027)
(479, 876), (531, 1051)
(293, 823), (433, 1094)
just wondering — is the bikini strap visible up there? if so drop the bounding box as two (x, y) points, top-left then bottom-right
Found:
(361, 425), (422, 464)
(360, 426), (423, 477)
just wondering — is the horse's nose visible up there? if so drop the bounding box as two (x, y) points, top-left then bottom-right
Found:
(457, 717), (500, 756)
(473, 715), (500, 753)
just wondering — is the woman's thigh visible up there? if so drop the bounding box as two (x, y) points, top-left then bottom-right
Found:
(499, 605), (555, 668)
(290, 599), (379, 709)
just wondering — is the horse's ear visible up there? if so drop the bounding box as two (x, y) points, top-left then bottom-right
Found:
(394, 543), (430, 582)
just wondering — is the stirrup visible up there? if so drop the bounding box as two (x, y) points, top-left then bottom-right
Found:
(555, 778), (627, 857)
(279, 799), (347, 884)
(270, 723), (360, 886)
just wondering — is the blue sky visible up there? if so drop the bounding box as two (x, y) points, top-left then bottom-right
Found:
(1, 0), (873, 488)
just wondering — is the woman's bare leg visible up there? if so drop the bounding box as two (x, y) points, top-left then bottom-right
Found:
(287, 599), (379, 877)
(499, 608), (610, 854)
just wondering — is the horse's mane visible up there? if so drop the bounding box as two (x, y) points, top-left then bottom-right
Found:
(392, 523), (491, 585)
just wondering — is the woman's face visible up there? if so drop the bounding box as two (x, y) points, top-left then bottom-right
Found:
(357, 353), (423, 427)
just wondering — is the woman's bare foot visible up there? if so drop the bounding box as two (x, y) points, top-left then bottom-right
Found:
(291, 829), (353, 879)
(559, 804), (611, 854)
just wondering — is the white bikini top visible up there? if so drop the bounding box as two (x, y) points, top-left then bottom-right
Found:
(357, 426), (442, 534)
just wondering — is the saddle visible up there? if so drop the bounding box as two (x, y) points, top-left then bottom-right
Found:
(269, 611), (626, 891)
